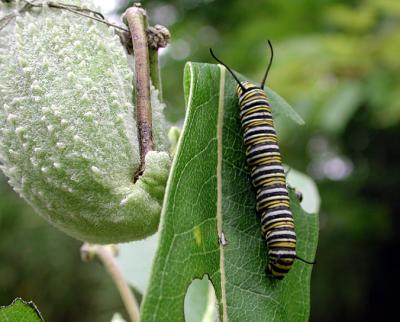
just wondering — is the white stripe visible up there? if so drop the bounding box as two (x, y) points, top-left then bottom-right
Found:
(253, 172), (279, 179)
(262, 218), (294, 229)
(244, 134), (277, 144)
(268, 238), (296, 244)
(244, 133), (273, 142)
(241, 111), (272, 121)
(268, 250), (296, 256)
(247, 151), (280, 162)
(240, 106), (271, 118)
(264, 209), (292, 217)
(244, 133), (269, 141)
(253, 172), (285, 183)
(258, 195), (290, 203)
(252, 164), (284, 175)
(267, 230), (296, 238)
(248, 144), (280, 154)
(257, 187), (288, 196)
(243, 125), (275, 135)
(244, 125), (275, 133)
(241, 114), (273, 125)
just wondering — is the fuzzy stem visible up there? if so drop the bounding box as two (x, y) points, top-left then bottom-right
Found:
(81, 244), (140, 322)
(123, 5), (154, 180)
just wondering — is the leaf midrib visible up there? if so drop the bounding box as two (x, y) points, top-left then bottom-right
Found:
(216, 64), (228, 322)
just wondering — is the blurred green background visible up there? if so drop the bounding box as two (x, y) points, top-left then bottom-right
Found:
(1, 0), (400, 321)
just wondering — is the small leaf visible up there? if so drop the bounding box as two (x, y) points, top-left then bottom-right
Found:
(0, 298), (43, 322)
(140, 63), (319, 321)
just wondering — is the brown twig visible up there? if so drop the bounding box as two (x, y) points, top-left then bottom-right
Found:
(81, 244), (140, 322)
(123, 4), (154, 181)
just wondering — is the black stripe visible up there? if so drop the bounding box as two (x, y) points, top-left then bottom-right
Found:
(239, 85), (259, 94)
(263, 219), (293, 231)
(261, 214), (293, 227)
(241, 112), (275, 123)
(238, 88), (261, 99)
(257, 184), (287, 192)
(240, 109), (272, 122)
(266, 266), (285, 279)
(246, 145), (280, 160)
(241, 99), (270, 110)
(256, 189), (289, 200)
(257, 197), (290, 210)
(252, 169), (285, 181)
(269, 265), (292, 274)
(243, 129), (276, 141)
(266, 235), (296, 243)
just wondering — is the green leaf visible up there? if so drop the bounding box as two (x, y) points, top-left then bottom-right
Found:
(267, 87), (305, 125)
(140, 63), (319, 322)
(318, 80), (363, 134)
(0, 298), (43, 322)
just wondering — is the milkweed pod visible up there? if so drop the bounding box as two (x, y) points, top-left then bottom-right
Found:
(0, 0), (171, 243)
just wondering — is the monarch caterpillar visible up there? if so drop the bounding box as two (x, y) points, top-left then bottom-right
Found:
(210, 41), (315, 279)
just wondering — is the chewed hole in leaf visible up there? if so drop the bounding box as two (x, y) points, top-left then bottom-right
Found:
(184, 276), (217, 322)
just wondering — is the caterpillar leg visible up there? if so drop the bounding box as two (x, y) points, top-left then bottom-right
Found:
(294, 188), (303, 202)
(286, 184), (303, 202)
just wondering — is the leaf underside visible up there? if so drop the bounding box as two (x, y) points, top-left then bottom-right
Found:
(140, 63), (319, 322)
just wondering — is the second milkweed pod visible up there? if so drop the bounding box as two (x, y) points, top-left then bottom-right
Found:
(210, 41), (315, 279)
(0, 0), (171, 243)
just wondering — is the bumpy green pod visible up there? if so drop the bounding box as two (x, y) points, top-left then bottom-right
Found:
(0, 1), (171, 243)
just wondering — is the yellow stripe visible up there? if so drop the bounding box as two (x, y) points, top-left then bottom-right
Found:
(241, 107), (271, 117)
(274, 261), (295, 269)
(265, 222), (295, 230)
(268, 200), (290, 207)
(256, 178), (286, 186)
(269, 241), (296, 248)
(250, 157), (280, 166)
(246, 136), (278, 145)
(243, 120), (275, 127)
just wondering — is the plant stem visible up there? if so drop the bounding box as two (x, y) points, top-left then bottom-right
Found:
(149, 49), (162, 100)
(123, 4), (154, 180)
(81, 244), (140, 322)
(147, 24), (171, 101)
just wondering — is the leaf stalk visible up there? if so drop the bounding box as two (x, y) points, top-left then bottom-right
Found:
(81, 244), (140, 322)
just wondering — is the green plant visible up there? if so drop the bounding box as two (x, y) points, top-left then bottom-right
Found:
(0, 1), (319, 321)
